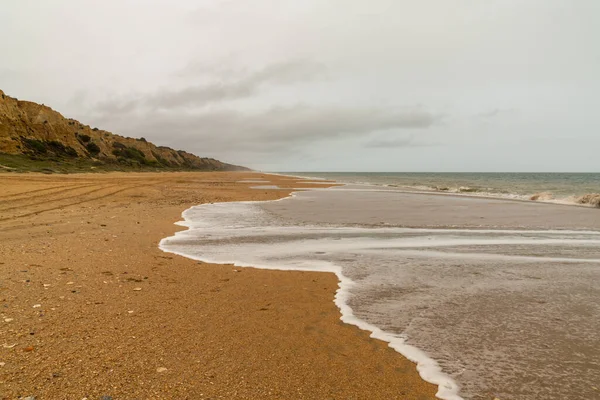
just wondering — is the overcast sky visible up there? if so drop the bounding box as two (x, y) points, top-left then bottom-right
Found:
(1, 0), (599, 171)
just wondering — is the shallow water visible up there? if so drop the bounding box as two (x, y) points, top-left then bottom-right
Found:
(160, 186), (600, 400)
(250, 185), (282, 190)
(285, 172), (600, 206)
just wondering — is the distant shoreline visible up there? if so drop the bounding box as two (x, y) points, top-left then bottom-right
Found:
(280, 171), (600, 209)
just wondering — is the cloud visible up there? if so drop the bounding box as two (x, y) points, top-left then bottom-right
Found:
(476, 108), (517, 119)
(0, 67), (18, 79)
(87, 58), (438, 164)
(91, 104), (438, 155)
(95, 60), (326, 113)
(364, 135), (434, 148)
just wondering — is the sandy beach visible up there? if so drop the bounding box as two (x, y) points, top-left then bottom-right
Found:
(0, 172), (437, 399)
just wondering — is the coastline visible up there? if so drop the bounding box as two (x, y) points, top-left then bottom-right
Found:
(159, 173), (600, 399)
(0, 172), (437, 399)
(160, 181), (461, 400)
(283, 172), (600, 210)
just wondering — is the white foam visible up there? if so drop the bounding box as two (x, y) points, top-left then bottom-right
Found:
(160, 193), (464, 400)
(264, 172), (328, 181)
(299, 181), (338, 185)
(160, 184), (600, 399)
(250, 185), (282, 189)
(279, 174), (598, 209)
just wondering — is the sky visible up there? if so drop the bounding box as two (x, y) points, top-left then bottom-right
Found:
(1, 0), (599, 172)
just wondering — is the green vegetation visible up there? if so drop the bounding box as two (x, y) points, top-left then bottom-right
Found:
(47, 140), (78, 157)
(0, 153), (104, 173)
(21, 137), (78, 158)
(151, 150), (172, 166)
(0, 153), (181, 173)
(85, 142), (101, 156)
(77, 133), (91, 143)
(21, 137), (47, 154)
(112, 146), (147, 164)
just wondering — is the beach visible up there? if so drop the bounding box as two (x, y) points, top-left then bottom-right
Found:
(0, 172), (437, 399)
(161, 180), (600, 400)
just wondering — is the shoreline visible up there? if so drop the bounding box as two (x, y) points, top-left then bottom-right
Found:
(276, 172), (599, 210)
(160, 183), (461, 400)
(0, 172), (438, 399)
(161, 177), (600, 399)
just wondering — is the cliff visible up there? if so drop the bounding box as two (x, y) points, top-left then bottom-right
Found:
(0, 89), (249, 172)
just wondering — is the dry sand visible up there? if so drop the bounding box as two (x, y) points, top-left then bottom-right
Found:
(0, 172), (436, 399)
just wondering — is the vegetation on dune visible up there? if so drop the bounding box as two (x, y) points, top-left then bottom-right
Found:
(0, 153), (189, 174)
(21, 137), (78, 158)
(0, 89), (249, 173)
(76, 133), (91, 143)
(85, 142), (101, 156)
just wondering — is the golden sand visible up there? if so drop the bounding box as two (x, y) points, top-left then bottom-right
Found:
(0, 172), (437, 399)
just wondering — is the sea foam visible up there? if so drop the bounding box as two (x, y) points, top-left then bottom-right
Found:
(160, 185), (600, 400)
(159, 193), (463, 400)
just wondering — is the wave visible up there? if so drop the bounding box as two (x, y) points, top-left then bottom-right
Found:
(529, 192), (600, 208)
(274, 173), (600, 209)
(576, 193), (600, 207)
(380, 183), (600, 208)
(159, 193), (463, 400)
(530, 192), (554, 201)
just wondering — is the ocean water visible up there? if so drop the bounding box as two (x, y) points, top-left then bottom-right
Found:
(160, 179), (600, 400)
(284, 172), (600, 206)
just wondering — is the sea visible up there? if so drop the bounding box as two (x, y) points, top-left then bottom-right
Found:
(288, 172), (600, 206)
(160, 172), (600, 400)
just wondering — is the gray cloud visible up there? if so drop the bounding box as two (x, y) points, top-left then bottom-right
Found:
(4, 0), (599, 171)
(96, 60), (326, 113)
(0, 68), (17, 79)
(364, 136), (434, 148)
(476, 109), (517, 119)
(87, 57), (438, 166)
(92, 104), (438, 155)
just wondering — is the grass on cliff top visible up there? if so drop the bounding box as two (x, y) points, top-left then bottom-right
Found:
(0, 153), (202, 174)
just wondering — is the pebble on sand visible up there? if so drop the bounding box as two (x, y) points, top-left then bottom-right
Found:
(32, 304), (41, 308)
(133, 287), (142, 291)
(156, 367), (168, 373)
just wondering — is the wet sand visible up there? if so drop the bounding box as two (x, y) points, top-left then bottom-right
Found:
(267, 184), (600, 230)
(0, 172), (436, 399)
(257, 187), (600, 399)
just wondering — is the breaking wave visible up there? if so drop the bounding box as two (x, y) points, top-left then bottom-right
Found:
(576, 193), (600, 207)
(529, 192), (600, 207)
(282, 172), (600, 209)
(388, 186), (600, 208)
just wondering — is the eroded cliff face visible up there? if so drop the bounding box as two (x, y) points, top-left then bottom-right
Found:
(0, 89), (248, 171)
